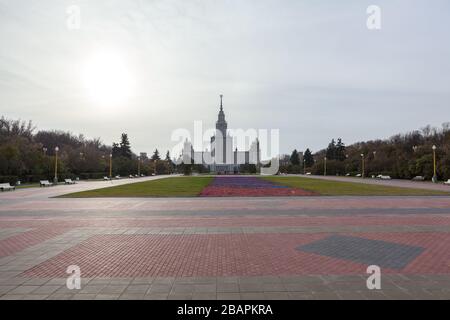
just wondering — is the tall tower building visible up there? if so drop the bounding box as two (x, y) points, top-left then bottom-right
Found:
(216, 94), (227, 136)
(214, 94), (229, 164)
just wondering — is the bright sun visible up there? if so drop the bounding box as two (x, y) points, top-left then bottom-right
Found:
(82, 51), (134, 107)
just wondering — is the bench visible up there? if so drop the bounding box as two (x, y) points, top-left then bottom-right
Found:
(64, 179), (76, 184)
(103, 176), (111, 181)
(0, 183), (15, 191)
(412, 176), (425, 181)
(40, 180), (53, 187)
(444, 179), (450, 185)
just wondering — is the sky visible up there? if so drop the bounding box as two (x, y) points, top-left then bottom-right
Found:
(1, 0), (450, 156)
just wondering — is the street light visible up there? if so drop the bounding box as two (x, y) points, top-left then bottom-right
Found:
(432, 145), (437, 183)
(361, 153), (365, 178)
(109, 153), (113, 179)
(54, 146), (59, 184)
(324, 157), (327, 176)
(43, 147), (47, 155)
(137, 156), (141, 176)
(303, 159), (306, 175)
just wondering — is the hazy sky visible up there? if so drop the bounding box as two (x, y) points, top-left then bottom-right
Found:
(1, 0), (450, 156)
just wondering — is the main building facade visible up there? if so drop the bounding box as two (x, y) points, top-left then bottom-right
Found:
(180, 95), (261, 174)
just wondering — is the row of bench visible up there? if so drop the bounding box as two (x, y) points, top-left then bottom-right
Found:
(40, 179), (77, 187)
(0, 179), (77, 191)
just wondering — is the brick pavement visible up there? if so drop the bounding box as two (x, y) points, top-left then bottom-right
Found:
(0, 177), (450, 300)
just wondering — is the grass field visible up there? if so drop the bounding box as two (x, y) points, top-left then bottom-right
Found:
(60, 176), (213, 198)
(60, 175), (450, 198)
(262, 176), (450, 196)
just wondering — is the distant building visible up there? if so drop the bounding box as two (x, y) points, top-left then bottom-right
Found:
(180, 95), (261, 174)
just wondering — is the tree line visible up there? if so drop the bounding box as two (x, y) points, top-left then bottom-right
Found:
(283, 123), (450, 180)
(0, 116), (175, 184)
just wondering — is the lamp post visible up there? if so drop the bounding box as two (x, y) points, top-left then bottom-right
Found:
(54, 146), (59, 184)
(361, 153), (365, 178)
(109, 153), (113, 179)
(324, 157), (327, 176)
(432, 145), (437, 183)
(303, 159), (306, 175)
(137, 156), (141, 176)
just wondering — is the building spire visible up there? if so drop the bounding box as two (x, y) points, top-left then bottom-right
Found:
(220, 94), (223, 111)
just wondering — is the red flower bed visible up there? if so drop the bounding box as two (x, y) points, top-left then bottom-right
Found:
(199, 177), (317, 197)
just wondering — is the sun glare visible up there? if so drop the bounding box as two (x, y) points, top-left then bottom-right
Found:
(82, 51), (134, 107)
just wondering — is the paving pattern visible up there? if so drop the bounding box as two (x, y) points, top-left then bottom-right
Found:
(0, 175), (450, 300)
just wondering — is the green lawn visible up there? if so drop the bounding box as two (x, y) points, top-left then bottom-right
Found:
(261, 176), (450, 196)
(59, 175), (449, 198)
(60, 176), (213, 198)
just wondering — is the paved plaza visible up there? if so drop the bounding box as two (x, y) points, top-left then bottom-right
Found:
(0, 176), (450, 300)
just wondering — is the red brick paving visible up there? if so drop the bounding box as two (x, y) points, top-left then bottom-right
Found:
(22, 232), (450, 278)
(0, 227), (70, 258)
(1, 215), (450, 229)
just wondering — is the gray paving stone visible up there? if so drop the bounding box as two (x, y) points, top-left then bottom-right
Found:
(100, 285), (128, 294)
(72, 293), (97, 300)
(193, 293), (216, 300)
(217, 283), (239, 293)
(172, 284), (195, 293)
(8, 285), (39, 294)
(153, 277), (175, 285)
(288, 292), (313, 300)
(381, 289), (414, 300)
(264, 292), (290, 300)
(311, 291), (340, 300)
(31, 285), (61, 295)
(217, 277), (239, 284)
(108, 278), (132, 286)
(240, 292), (266, 300)
(23, 278), (51, 286)
(217, 293), (241, 300)
(118, 293), (145, 300)
(46, 293), (75, 300)
(126, 284), (150, 294)
(95, 294), (121, 300)
(284, 283), (309, 292)
(167, 293), (193, 300)
(0, 294), (25, 300)
(359, 290), (388, 300)
(79, 285), (106, 294)
(131, 278), (154, 285)
(194, 284), (216, 293)
(149, 283), (172, 293)
(298, 235), (425, 269)
(0, 285), (16, 295)
(335, 290), (367, 300)
(239, 283), (264, 293)
(262, 283), (286, 292)
(23, 294), (50, 300)
(143, 293), (169, 300)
